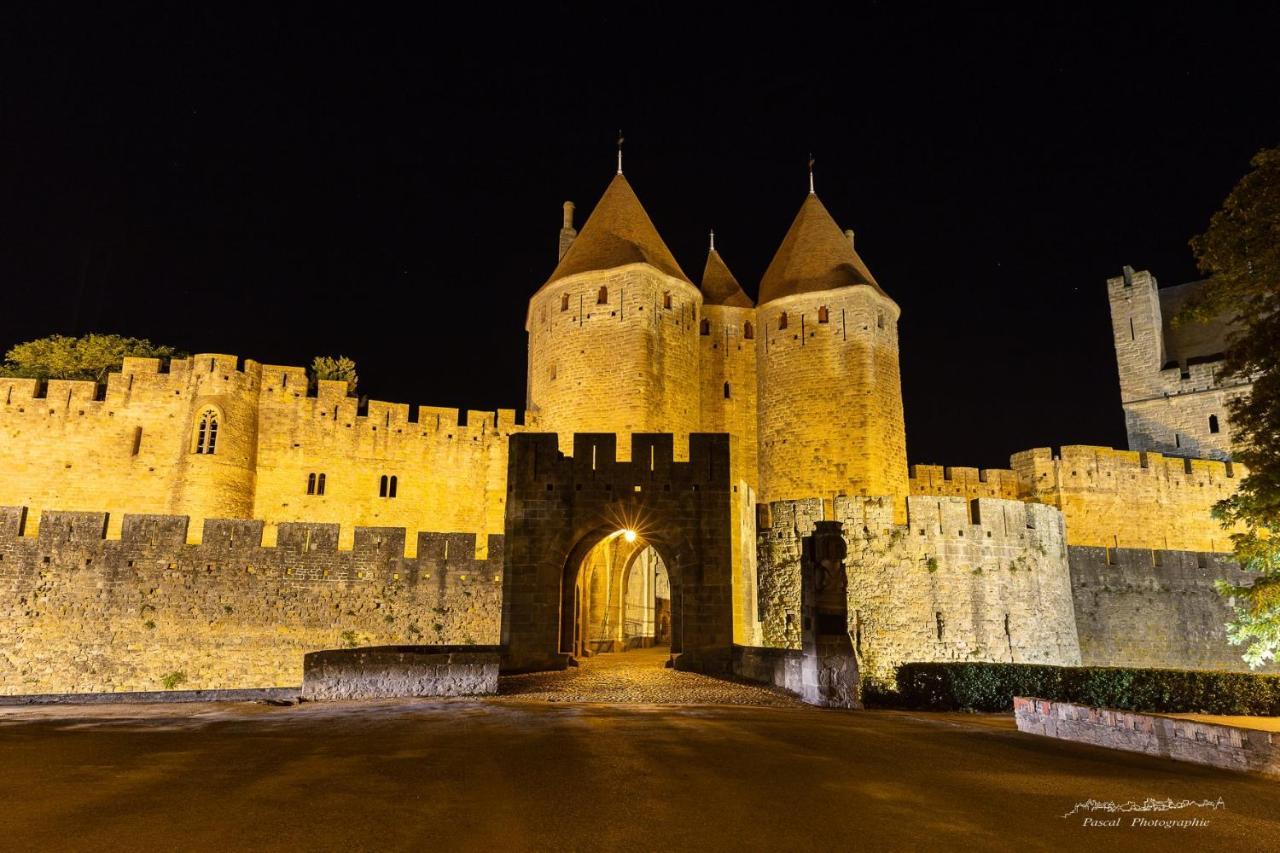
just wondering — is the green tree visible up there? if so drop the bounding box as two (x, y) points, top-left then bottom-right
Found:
(0, 334), (178, 383)
(1185, 146), (1280, 668)
(310, 355), (359, 395)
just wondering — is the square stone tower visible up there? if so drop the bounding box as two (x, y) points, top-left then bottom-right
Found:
(1106, 266), (1250, 461)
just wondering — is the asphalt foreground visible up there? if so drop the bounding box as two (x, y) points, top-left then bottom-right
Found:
(1, 654), (1278, 852)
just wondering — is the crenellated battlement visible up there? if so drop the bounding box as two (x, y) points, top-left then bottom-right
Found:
(508, 432), (731, 491)
(1012, 445), (1243, 552)
(908, 463), (1019, 500)
(0, 506), (502, 570)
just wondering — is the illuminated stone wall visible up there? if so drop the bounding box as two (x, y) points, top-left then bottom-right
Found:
(1106, 268), (1251, 461)
(756, 286), (908, 508)
(0, 355), (530, 556)
(757, 495), (1081, 684)
(524, 265), (703, 461)
(699, 303), (758, 493)
(1068, 545), (1273, 673)
(0, 506), (501, 694)
(909, 464), (1019, 500)
(1013, 446), (1244, 552)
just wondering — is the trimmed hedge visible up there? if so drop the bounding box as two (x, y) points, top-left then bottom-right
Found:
(890, 662), (1280, 715)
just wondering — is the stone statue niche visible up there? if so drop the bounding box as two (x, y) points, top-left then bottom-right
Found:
(800, 521), (861, 708)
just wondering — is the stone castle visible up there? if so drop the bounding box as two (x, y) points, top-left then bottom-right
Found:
(0, 166), (1261, 694)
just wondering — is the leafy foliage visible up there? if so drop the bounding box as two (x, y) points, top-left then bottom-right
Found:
(310, 355), (359, 395)
(1182, 147), (1280, 668)
(160, 671), (187, 690)
(888, 662), (1280, 714)
(0, 334), (177, 383)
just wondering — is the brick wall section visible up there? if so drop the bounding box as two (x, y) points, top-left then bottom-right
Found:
(757, 286), (908, 508)
(0, 355), (532, 555)
(524, 265), (703, 461)
(0, 506), (502, 694)
(757, 495), (1081, 684)
(1069, 545), (1274, 672)
(1106, 269), (1251, 461)
(1014, 697), (1280, 778)
(1014, 445), (1244, 551)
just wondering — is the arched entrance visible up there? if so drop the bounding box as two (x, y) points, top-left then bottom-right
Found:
(501, 432), (735, 675)
(568, 533), (672, 658)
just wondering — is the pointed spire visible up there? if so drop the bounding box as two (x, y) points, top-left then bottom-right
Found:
(700, 236), (754, 308)
(808, 153), (815, 195)
(617, 130), (624, 176)
(757, 193), (883, 305)
(544, 174), (690, 286)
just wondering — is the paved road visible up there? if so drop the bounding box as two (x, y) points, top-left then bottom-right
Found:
(1, 656), (1277, 851)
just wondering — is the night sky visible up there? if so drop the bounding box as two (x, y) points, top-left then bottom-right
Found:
(4, 5), (1277, 469)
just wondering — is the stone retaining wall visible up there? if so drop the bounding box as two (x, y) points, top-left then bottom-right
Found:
(301, 646), (500, 700)
(1013, 696), (1280, 778)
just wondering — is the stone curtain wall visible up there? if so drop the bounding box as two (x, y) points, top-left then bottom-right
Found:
(0, 506), (501, 694)
(908, 464), (1019, 500)
(0, 355), (531, 556)
(1068, 546), (1274, 673)
(699, 304), (759, 495)
(1014, 446), (1244, 552)
(758, 495), (1081, 684)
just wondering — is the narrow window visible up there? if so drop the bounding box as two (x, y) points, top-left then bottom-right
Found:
(700, 318), (710, 335)
(877, 312), (885, 330)
(307, 473), (317, 495)
(1174, 433), (1181, 448)
(1129, 317), (1135, 340)
(663, 292), (672, 309)
(817, 306), (829, 323)
(388, 475), (398, 498)
(935, 612), (945, 641)
(743, 321), (754, 340)
(723, 382), (731, 399)
(131, 426), (143, 456)
(317, 473), (326, 496)
(379, 475), (389, 498)
(597, 286), (608, 304)
(778, 312), (788, 331)
(194, 410), (219, 455)
(550, 363), (557, 381)
(1209, 415), (1220, 434)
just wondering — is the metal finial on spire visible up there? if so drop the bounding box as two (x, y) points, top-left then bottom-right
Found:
(808, 153), (815, 195)
(709, 229), (716, 252)
(617, 131), (625, 175)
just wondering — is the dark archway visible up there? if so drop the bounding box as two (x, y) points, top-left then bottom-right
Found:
(501, 432), (734, 674)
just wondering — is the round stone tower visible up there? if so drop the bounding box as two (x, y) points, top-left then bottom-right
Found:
(697, 236), (758, 493)
(526, 174), (703, 458)
(755, 192), (908, 507)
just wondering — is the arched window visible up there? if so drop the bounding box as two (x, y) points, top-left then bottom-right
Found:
(700, 318), (711, 335)
(817, 306), (829, 324)
(1209, 415), (1220, 434)
(317, 473), (326, 496)
(561, 293), (570, 312)
(388, 475), (398, 498)
(379, 475), (389, 498)
(778, 312), (788, 331)
(663, 292), (672, 309)
(723, 382), (731, 399)
(597, 286), (608, 304)
(307, 473), (317, 495)
(743, 321), (754, 340)
(194, 409), (219, 455)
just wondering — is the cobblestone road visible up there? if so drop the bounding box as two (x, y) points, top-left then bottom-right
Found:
(497, 645), (801, 706)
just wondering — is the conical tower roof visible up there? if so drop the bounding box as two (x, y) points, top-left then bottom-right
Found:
(757, 193), (882, 305)
(544, 174), (690, 286)
(700, 247), (754, 308)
